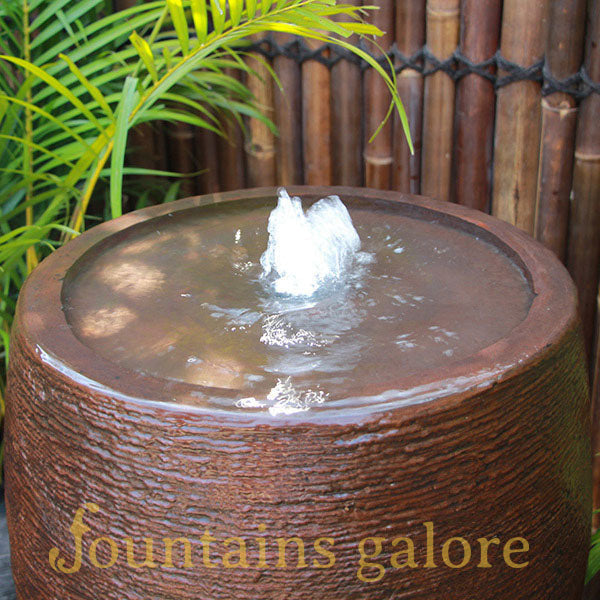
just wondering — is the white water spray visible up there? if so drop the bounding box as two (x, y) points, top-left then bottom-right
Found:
(260, 188), (361, 296)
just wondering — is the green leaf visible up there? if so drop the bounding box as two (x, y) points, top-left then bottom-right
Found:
(134, 108), (221, 134)
(167, 0), (190, 56)
(59, 53), (114, 119)
(164, 180), (182, 204)
(34, 2), (165, 67)
(56, 8), (80, 48)
(163, 46), (174, 70)
(229, 0), (243, 26)
(587, 539), (600, 585)
(210, 0), (225, 34)
(0, 134), (75, 168)
(100, 167), (202, 178)
(31, 0), (105, 51)
(155, 91), (221, 125)
(30, 0), (72, 31)
(337, 22), (382, 36)
(0, 55), (109, 138)
(0, 329), (9, 372)
(129, 32), (159, 82)
(190, 0), (208, 44)
(0, 95), (90, 150)
(330, 36), (413, 153)
(110, 76), (139, 219)
(246, 0), (257, 19)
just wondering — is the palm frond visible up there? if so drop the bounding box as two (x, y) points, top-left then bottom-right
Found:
(0, 0), (413, 422)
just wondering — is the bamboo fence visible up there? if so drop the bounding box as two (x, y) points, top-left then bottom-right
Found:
(166, 122), (196, 197)
(302, 38), (333, 185)
(273, 32), (303, 185)
(331, 0), (363, 186)
(568, 0), (600, 359)
(363, 0), (394, 189)
(113, 1), (600, 501)
(216, 68), (247, 191)
(245, 45), (277, 187)
(421, 0), (459, 202)
(452, 0), (501, 210)
(492, 0), (548, 234)
(393, 0), (425, 194)
(535, 0), (587, 260)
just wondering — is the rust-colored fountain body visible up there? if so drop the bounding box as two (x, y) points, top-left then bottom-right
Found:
(5, 187), (590, 599)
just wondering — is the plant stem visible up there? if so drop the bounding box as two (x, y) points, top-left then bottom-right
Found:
(71, 142), (113, 235)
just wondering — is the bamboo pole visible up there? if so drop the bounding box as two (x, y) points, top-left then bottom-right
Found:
(217, 117), (246, 191)
(273, 33), (303, 185)
(393, 0), (426, 194)
(331, 59), (362, 185)
(302, 38), (332, 185)
(194, 127), (221, 194)
(420, 0), (460, 202)
(125, 123), (162, 207)
(363, 0), (394, 189)
(245, 49), (277, 187)
(217, 69), (246, 191)
(331, 0), (362, 186)
(570, 139), (600, 353)
(452, 0), (502, 210)
(491, 0), (549, 233)
(571, 0), (600, 517)
(167, 121), (196, 197)
(152, 123), (169, 174)
(567, 0), (600, 358)
(534, 0), (587, 260)
(535, 100), (579, 257)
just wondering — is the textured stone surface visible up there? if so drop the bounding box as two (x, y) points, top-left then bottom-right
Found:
(4, 187), (592, 599)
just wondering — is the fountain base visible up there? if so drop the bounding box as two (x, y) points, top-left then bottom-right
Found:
(5, 187), (590, 599)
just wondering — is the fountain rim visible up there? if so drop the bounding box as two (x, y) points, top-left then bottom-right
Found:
(14, 186), (579, 425)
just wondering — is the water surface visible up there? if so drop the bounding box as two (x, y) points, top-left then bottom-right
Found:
(62, 196), (533, 415)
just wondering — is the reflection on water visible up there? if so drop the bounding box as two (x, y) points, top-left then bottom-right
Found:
(236, 377), (329, 417)
(62, 196), (533, 411)
(78, 306), (136, 338)
(99, 261), (165, 297)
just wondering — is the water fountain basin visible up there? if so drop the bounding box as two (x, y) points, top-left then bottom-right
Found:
(5, 186), (590, 599)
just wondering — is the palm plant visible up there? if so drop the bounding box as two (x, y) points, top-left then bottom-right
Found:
(0, 0), (411, 413)
(590, 511), (600, 585)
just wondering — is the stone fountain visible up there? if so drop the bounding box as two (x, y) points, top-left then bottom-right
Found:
(5, 186), (590, 599)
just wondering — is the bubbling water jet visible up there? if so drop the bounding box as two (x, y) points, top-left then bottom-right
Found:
(260, 188), (362, 296)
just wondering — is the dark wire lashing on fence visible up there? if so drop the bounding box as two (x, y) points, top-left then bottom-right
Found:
(249, 35), (600, 101)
